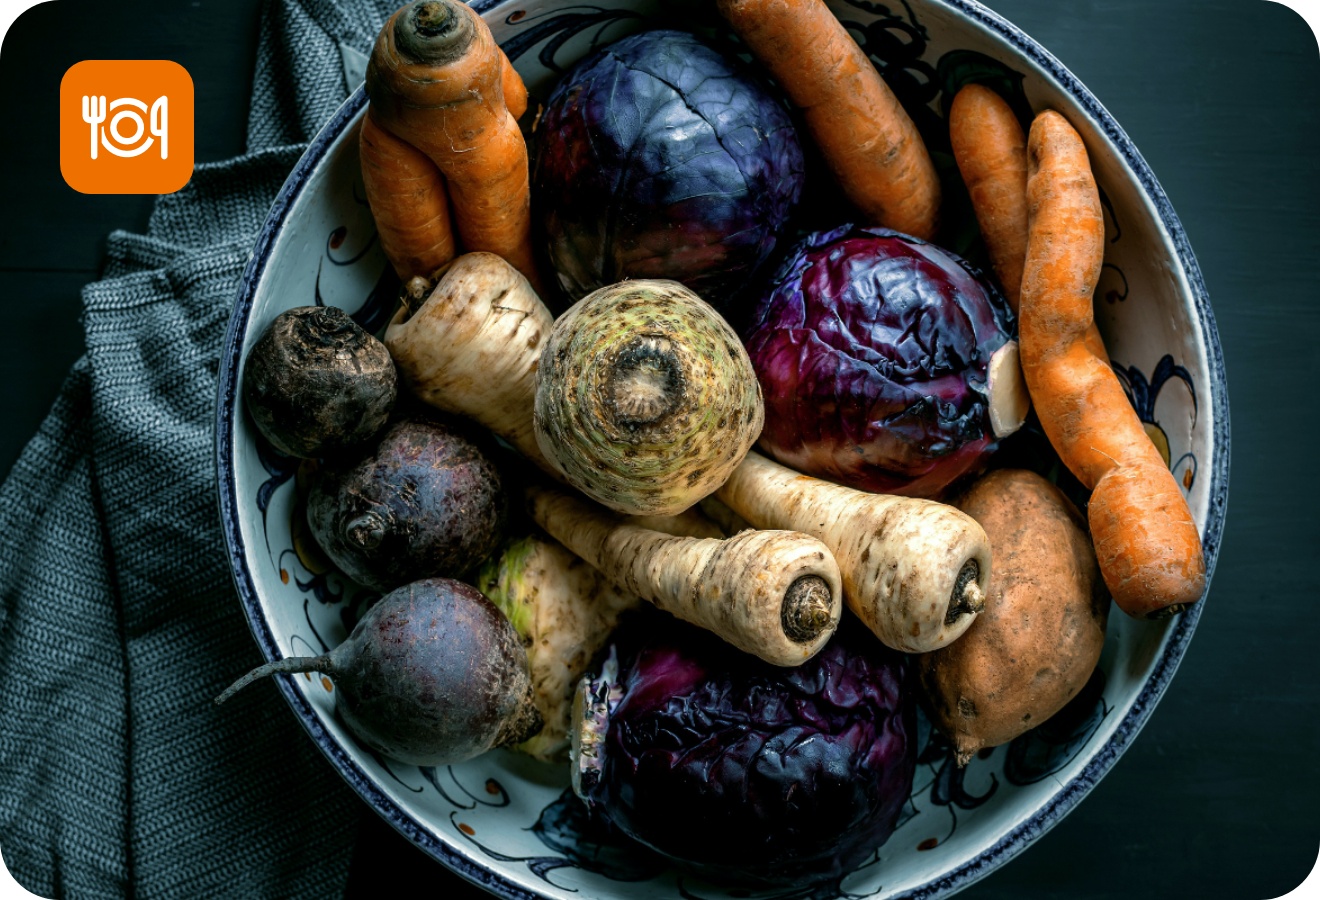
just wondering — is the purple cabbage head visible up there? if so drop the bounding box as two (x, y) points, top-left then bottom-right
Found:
(532, 29), (804, 311)
(743, 225), (1014, 499)
(573, 616), (915, 887)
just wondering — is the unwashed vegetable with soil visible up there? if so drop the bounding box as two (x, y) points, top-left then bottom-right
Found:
(243, 305), (397, 459)
(532, 28), (804, 310)
(918, 469), (1108, 765)
(743, 225), (1021, 499)
(216, 578), (540, 766)
(716, 0), (940, 240)
(476, 535), (640, 762)
(1019, 110), (1205, 619)
(572, 615), (915, 887)
(716, 451), (991, 653)
(306, 413), (507, 591)
(385, 252), (557, 475)
(365, 0), (541, 290)
(528, 484), (841, 666)
(534, 280), (764, 516)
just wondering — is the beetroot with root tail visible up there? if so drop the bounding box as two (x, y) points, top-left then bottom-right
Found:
(216, 578), (541, 766)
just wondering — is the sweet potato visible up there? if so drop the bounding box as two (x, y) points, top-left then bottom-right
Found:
(918, 469), (1108, 765)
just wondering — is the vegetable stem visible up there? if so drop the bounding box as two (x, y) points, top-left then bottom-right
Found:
(214, 656), (332, 705)
(394, 0), (474, 65)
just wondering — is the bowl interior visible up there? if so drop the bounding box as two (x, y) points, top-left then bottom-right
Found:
(216, 1), (1227, 897)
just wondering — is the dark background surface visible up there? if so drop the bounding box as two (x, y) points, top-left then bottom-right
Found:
(1, 0), (1317, 898)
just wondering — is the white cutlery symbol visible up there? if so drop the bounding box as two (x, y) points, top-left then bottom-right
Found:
(81, 95), (106, 160)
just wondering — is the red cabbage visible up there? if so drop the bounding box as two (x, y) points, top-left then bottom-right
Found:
(743, 225), (1014, 498)
(573, 616), (915, 887)
(532, 29), (804, 312)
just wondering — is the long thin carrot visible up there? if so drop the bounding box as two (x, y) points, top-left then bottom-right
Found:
(366, 0), (541, 291)
(1018, 110), (1204, 619)
(359, 109), (457, 282)
(716, 0), (940, 240)
(951, 84), (1108, 363)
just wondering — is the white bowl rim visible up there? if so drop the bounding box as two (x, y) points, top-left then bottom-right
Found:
(214, 0), (1231, 896)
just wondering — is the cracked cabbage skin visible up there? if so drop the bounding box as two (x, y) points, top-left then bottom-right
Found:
(533, 29), (804, 310)
(580, 617), (915, 887)
(744, 225), (1014, 499)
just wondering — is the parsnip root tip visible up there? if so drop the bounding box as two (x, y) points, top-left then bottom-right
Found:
(945, 562), (985, 625)
(782, 575), (836, 644)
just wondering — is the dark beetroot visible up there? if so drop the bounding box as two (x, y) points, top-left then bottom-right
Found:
(306, 413), (508, 591)
(243, 305), (397, 458)
(216, 578), (541, 766)
(573, 616), (916, 887)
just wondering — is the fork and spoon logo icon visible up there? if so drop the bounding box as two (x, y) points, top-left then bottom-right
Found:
(81, 94), (168, 160)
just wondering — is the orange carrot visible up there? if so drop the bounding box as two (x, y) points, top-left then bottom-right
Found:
(366, 0), (541, 291)
(359, 109), (457, 282)
(499, 48), (528, 121)
(951, 85), (1109, 364)
(1018, 110), (1204, 619)
(950, 84), (1029, 311)
(716, 0), (940, 240)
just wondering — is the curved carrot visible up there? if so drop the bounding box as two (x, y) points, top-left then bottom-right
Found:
(1018, 110), (1204, 619)
(716, 0), (940, 240)
(951, 85), (1109, 364)
(359, 109), (457, 282)
(366, 0), (541, 291)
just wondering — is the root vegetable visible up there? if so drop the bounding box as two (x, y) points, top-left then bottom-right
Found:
(950, 85), (1107, 361)
(918, 469), (1109, 765)
(1019, 111), (1205, 618)
(534, 279), (764, 517)
(715, 451), (991, 653)
(475, 535), (639, 762)
(366, 0), (541, 290)
(216, 578), (541, 766)
(242, 306), (396, 459)
(359, 110), (457, 282)
(384, 253), (555, 474)
(715, 0), (940, 240)
(306, 413), (507, 591)
(528, 484), (842, 666)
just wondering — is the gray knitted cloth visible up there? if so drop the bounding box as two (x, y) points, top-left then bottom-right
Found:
(0, 0), (406, 896)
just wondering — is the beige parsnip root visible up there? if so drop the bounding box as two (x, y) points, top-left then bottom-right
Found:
(384, 252), (557, 475)
(716, 452), (992, 653)
(528, 484), (843, 666)
(716, 0), (940, 239)
(1019, 111), (1204, 619)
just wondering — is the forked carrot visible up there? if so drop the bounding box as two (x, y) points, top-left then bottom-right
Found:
(1018, 110), (1205, 619)
(359, 109), (457, 282)
(366, 0), (541, 291)
(716, 0), (940, 240)
(951, 84), (1108, 363)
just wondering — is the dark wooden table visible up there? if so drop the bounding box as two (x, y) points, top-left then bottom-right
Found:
(2, 1), (1316, 898)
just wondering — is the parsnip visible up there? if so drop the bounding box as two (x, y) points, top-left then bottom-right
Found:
(528, 484), (842, 666)
(384, 252), (558, 475)
(716, 452), (992, 653)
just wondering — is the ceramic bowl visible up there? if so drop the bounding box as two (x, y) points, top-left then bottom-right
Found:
(216, 0), (1229, 896)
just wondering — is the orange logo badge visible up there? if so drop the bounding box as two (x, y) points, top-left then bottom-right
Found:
(60, 60), (194, 195)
